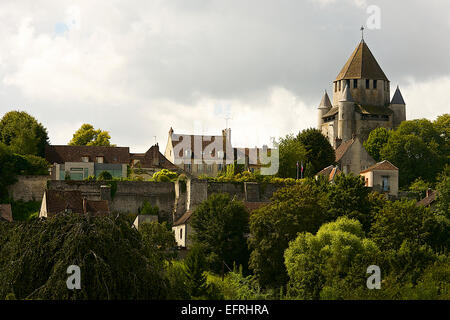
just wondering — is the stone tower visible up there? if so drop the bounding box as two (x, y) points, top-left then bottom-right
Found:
(318, 39), (407, 148)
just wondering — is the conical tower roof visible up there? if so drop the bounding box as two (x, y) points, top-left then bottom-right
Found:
(336, 40), (388, 81)
(340, 84), (354, 102)
(391, 86), (406, 104)
(318, 90), (332, 109)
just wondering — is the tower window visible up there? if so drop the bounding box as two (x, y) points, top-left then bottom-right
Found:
(373, 80), (377, 89)
(353, 79), (358, 89)
(334, 82), (337, 92)
(338, 81), (341, 91)
(366, 79), (370, 89)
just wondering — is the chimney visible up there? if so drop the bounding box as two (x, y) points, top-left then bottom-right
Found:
(82, 197), (87, 214)
(426, 188), (432, 198)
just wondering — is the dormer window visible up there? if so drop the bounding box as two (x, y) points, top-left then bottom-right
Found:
(96, 156), (104, 163)
(81, 156), (89, 162)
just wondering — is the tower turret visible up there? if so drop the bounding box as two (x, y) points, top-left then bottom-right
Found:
(317, 90), (332, 129)
(390, 86), (406, 128)
(338, 84), (354, 142)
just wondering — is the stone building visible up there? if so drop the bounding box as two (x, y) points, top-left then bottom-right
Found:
(360, 160), (399, 197)
(318, 39), (406, 145)
(317, 38), (406, 175)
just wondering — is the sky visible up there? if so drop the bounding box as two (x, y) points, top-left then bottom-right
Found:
(0, 0), (449, 153)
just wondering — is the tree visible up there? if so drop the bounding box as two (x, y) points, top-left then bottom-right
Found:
(0, 111), (49, 157)
(296, 128), (335, 177)
(140, 201), (159, 215)
(277, 134), (307, 178)
(409, 178), (432, 199)
(284, 217), (380, 300)
(152, 169), (178, 182)
(380, 118), (447, 187)
(248, 181), (329, 288)
(363, 127), (391, 162)
(435, 165), (450, 219)
(190, 193), (249, 274)
(69, 124), (113, 146)
(370, 199), (440, 251)
(140, 221), (176, 261)
(0, 214), (168, 299)
(183, 245), (208, 298)
(97, 171), (113, 180)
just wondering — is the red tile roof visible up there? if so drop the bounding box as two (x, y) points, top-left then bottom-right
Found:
(360, 160), (398, 173)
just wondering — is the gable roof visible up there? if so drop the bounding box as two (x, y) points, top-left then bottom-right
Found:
(43, 190), (110, 216)
(46, 145), (130, 164)
(335, 138), (355, 162)
(0, 204), (13, 222)
(316, 165), (342, 182)
(130, 144), (179, 170)
(173, 210), (193, 226)
(336, 40), (388, 81)
(360, 160), (398, 173)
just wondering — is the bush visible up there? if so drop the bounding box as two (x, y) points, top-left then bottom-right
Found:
(97, 171), (113, 181)
(152, 169), (178, 182)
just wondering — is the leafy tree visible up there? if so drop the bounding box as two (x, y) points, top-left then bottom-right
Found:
(277, 134), (307, 178)
(140, 201), (159, 215)
(69, 124), (113, 146)
(284, 217), (381, 300)
(190, 193), (249, 274)
(139, 221), (176, 261)
(0, 214), (168, 299)
(183, 245), (208, 298)
(296, 128), (335, 177)
(363, 127), (391, 162)
(380, 119), (447, 187)
(409, 178), (432, 199)
(248, 181), (329, 288)
(152, 169), (178, 182)
(0, 111), (49, 157)
(370, 199), (441, 251)
(435, 165), (450, 219)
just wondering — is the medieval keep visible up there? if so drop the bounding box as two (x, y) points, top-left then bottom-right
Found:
(317, 38), (406, 176)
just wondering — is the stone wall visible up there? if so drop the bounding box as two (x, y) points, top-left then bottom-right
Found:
(7, 175), (49, 202)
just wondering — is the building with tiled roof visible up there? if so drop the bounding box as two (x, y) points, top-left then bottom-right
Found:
(315, 165), (342, 182)
(360, 160), (399, 196)
(416, 190), (437, 208)
(172, 210), (194, 248)
(318, 37), (407, 148)
(334, 137), (376, 175)
(39, 189), (110, 218)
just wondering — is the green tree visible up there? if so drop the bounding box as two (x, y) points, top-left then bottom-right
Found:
(190, 193), (249, 273)
(409, 178), (432, 199)
(248, 181), (329, 288)
(0, 214), (168, 299)
(277, 134), (307, 178)
(435, 165), (450, 219)
(97, 171), (113, 180)
(140, 201), (159, 215)
(139, 221), (176, 261)
(69, 124), (113, 146)
(296, 128), (335, 177)
(183, 245), (208, 298)
(363, 127), (391, 162)
(0, 111), (49, 157)
(152, 169), (179, 182)
(284, 217), (380, 300)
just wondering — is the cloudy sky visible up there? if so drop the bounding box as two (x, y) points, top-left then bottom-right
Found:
(0, 0), (449, 152)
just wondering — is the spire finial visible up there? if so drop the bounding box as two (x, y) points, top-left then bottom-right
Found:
(360, 26), (365, 42)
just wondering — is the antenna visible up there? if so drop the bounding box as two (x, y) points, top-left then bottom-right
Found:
(360, 25), (365, 41)
(153, 136), (157, 145)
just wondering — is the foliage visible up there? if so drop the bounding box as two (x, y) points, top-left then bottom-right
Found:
(183, 245), (209, 298)
(190, 193), (250, 274)
(435, 165), (450, 219)
(380, 118), (447, 187)
(370, 199), (444, 252)
(284, 217), (381, 300)
(248, 181), (329, 288)
(409, 178), (432, 199)
(69, 124), (113, 146)
(363, 127), (391, 162)
(140, 201), (159, 216)
(277, 134), (307, 178)
(165, 260), (191, 300)
(0, 111), (49, 157)
(296, 128), (335, 177)
(97, 171), (113, 181)
(0, 214), (168, 299)
(152, 169), (179, 182)
(8, 200), (41, 221)
(139, 221), (176, 261)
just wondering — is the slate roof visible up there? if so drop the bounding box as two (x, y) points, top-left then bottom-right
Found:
(391, 86), (406, 105)
(360, 160), (398, 173)
(130, 144), (179, 170)
(322, 107), (339, 118)
(0, 204), (13, 222)
(356, 104), (393, 116)
(46, 145), (130, 164)
(336, 40), (388, 81)
(318, 91), (332, 109)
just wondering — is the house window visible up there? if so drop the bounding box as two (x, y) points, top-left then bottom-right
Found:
(382, 176), (390, 192)
(96, 156), (104, 163)
(81, 156), (89, 162)
(353, 79), (358, 89)
(365, 178), (369, 186)
(373, 80), (377, 89)
(366, 79), (370, 89)
(180, 228), (183, 240)
(197, 164), (203, 172)
(185, 164), (191, 172)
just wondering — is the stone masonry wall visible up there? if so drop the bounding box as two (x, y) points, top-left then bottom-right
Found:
(7, 175), (49, 202)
